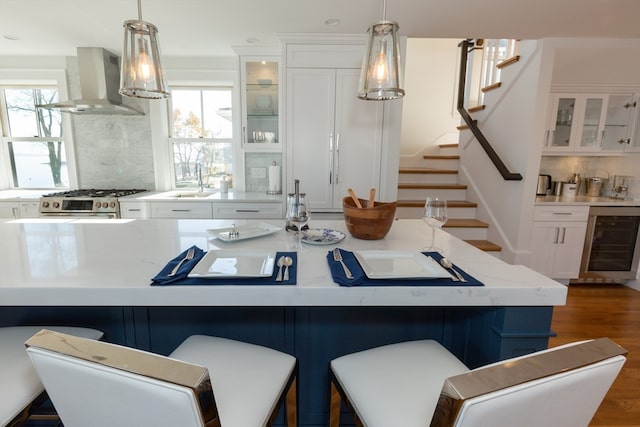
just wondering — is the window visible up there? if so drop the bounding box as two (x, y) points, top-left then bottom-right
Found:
(169, 87), (233, 189)
(0, 86), (69, 189)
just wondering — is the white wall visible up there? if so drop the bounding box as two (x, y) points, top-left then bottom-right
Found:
(399, 38), (460, 163)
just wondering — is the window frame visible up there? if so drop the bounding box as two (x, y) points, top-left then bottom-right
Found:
(167, 85), (234, 190)
(0, 69), (77, 190)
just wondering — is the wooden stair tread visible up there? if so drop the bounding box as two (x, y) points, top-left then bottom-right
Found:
(468, 104), (486, 113)
(481, 82), (502, 92)
(464, 239), (502, 251)
(438, 143), (458, 149)
(399, 168), (458, 175)
(398, 183), (467, 190)
(496, 55), (520, 69)
(397, 200), (477, 208)
(423, 154), (460, 160)
(443, 218), (489, 228)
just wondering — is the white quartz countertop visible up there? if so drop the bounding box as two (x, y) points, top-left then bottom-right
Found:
(122, 191), (283, 203)
(535, 195), (639, 206)
(0, 218), (567, 307)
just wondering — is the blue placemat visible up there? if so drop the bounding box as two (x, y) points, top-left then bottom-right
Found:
(326, 249), (483, 287)
(151, 246), (297, 286)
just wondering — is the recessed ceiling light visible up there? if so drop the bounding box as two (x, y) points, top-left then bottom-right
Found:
(325, 18), (340, 26)
(3, 34), (20, 41)
(246, 37), (260, 44)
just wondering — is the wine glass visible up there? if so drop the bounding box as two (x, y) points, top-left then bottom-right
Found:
(286, 193), (311, 250)
(423, 197), (448, 252)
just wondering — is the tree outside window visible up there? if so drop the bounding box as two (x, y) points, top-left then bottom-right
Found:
(1, 87), (68, 188)
(169, 88), (233, 189)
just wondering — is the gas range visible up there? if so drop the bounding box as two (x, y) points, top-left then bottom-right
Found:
(39, 189), (147, 217)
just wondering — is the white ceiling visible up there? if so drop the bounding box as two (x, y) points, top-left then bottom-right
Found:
(1, 0), (640, 58)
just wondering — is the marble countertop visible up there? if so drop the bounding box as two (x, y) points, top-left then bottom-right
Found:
(0, 190), (283, 203)
(0, 218), (566, 307)
(535, 195), (639, 206)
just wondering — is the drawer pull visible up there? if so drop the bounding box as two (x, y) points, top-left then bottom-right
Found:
(552, 212), (573, 215)
(235, 209), (260, 213)
(171, 209), (192, 212)
(128, 209), (141, 212)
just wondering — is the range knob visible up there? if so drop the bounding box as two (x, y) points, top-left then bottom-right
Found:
(109, 201), (116, 208)
(52, 201), (60, 208)
(102, 202), (109, 208)
(41, 201), (49, 208)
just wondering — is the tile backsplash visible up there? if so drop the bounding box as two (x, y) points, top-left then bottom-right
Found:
(244, 153), (283, 193)
(539, 154), (640, 199)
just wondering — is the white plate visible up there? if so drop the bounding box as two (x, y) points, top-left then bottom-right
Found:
(207, 222), (281, 242)
(188, 250), (276, 278)
(353, 250), (451, 279)
(300, 228), (346, 245)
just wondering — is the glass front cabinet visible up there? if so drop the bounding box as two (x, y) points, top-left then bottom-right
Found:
(240, 57), (281, 152)
(544, 92), (640, 154)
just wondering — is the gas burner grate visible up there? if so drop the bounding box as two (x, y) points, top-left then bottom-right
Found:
(43, 189), (147, 198)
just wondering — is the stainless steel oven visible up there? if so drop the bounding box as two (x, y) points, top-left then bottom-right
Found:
(579, 206), (640, 282)
(39, 189), (146, 219)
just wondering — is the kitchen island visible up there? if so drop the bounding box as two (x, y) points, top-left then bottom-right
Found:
(0, 218), (566, 426)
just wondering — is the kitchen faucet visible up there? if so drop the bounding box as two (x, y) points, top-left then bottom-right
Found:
(197, 163), (204, 192)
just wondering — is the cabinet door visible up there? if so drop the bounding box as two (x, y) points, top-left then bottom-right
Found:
(529, 222), (559, 277)
(288, 68), (336, 210)
(332, 69), (383, 208)
(19, 201), (40, 218)
(551, 222), (588, 279)
(530, 221), (587, 279)
(546, 95), (576, 150)
(241, 57), (280, 151)
(0, 202), (19, 218)
(577, 95), (606, 150)
(600, 94), (635, 151)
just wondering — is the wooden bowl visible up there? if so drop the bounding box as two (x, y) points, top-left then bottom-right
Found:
(343, 197), (397, 240)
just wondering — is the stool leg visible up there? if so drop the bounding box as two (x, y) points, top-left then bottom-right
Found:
(285, 373), (298, 427)
(329, 379), (342, 427)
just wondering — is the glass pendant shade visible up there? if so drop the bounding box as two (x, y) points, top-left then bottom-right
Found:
(358, 20), (404, 100)
(120, 19), (169, 99)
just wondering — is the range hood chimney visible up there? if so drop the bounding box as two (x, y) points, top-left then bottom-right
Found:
(37, 47), (144, 115)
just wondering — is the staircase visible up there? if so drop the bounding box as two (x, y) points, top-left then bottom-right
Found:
(396, 143), (502, 255)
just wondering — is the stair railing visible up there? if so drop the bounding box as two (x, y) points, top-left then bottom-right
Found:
(457, 39), (522, 181)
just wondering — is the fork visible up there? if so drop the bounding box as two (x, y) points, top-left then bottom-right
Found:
(168, 247), (195, 277)
(333, 248), (354, 279)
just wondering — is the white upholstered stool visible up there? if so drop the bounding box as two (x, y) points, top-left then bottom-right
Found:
(329, 338), (627, 427)
(0, 326), (103, 427)
(25, 330), (298, 427)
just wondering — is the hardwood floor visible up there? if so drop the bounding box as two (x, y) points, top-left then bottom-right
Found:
(549, 283), (640, 426)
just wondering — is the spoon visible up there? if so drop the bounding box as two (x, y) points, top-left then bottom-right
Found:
(275, 256), (285, 282)
(440, 257), (466, 282)
(283, 257), (294, 281)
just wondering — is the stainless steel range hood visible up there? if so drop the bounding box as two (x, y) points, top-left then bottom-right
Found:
(37, 47), (144, 115)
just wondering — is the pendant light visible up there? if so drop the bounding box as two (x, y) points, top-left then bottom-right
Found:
(120, 0), (169, 99)
(358, 0), (404, 100)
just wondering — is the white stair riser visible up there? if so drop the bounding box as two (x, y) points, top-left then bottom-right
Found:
(397, 206), (477, 219)
(444, 227), (488, 240)
(421, 159), (460, 169)
(397, 188), (467, 200)
(398, 173), (459, 185)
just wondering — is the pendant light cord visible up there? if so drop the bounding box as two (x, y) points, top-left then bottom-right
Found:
(137, 0), (143, 21)
(382, 0), (387, 20)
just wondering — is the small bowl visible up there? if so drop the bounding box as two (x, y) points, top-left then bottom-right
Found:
(343, 197), (397, 240)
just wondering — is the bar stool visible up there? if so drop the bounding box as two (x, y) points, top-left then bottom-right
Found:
(329, 338), (626, 427)
(0, 326), (104, 427)
(25, 329), (298, 427)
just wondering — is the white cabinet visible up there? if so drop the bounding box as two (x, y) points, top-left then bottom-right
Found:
(212, 202), (283, 219)
(0, 202), (19, 218)
(287, 67), (384, 211)
(544, 92), (639, 154)
(529, 205), (589, 279)
(120, 201), (150, 219)
(19, 201), (40, 218)
(150, 202), (213, 219)
(240, 57), (281, 152)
